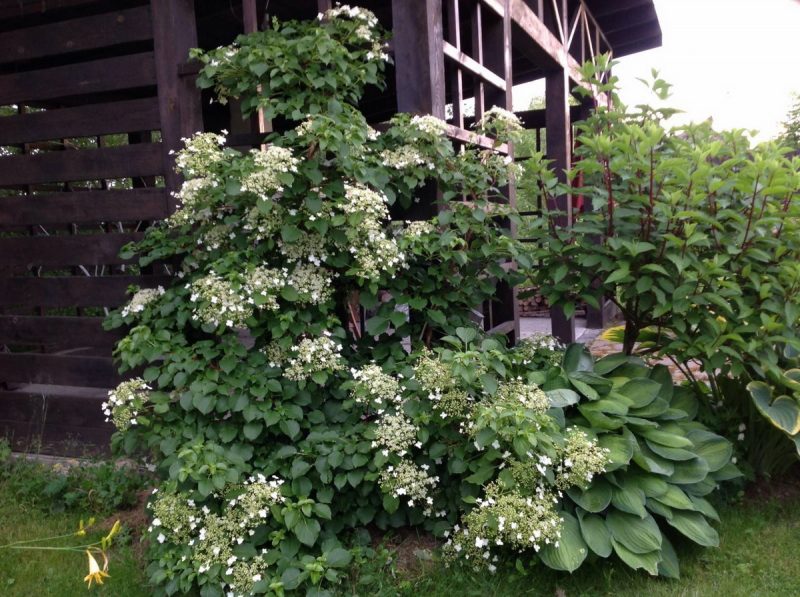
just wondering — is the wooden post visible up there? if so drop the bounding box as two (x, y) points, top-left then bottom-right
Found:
(391, 0), (446, 117)
(150, 0), (203, 207)
(546, 65), (575, 343)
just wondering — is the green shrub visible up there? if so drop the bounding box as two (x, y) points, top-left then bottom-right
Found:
(520, 57), (800, 456)
(104, 10), (736, 596)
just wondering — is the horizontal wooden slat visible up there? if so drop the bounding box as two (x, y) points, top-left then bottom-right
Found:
(0, 188), (167, 225)
(0, 98), (160, 146)
(0, 233), (142, 267)
(0, 6), (152, 65)
(445, 124), (510, 154)
(0, 0), (102, 21)
(0, 143), (163, 186)
(0, 275), (171, 308)
(0, 315), (123, 348)
(443, 41), (506, 90)
(0, 353), (120, 387)
(0, 51), (156, 105)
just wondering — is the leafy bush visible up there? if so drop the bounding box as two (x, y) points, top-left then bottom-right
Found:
(0, 455), (150, 515)
(104, 10), (736, 596)
(521, 57), (800, 456)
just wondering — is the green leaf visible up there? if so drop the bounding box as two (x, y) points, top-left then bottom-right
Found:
(293, 517), (321, 546)
(563, 344), (593, 374)
(598, 432), (635, 471)
(280, 225), (302, 242)
(243, 422), (263, 440)
(567, 479), (613, 513)
(606, 511), (662, 554)
(192, 393), (214, 415)
(611, 481), (648, 518)
(685, 429), (732, 472)
(578, 512), (612, 557)
(546, 388), (580, 408)
(618, 378), (662, 409)
(539, 512), (588, 572)
(640, 428), (694, 449)
(291, 459), (312, 478)
(611, 539), (661, 575)
(668, 457), (710, 484)
(653, 485), (694, 510)
(666, 510), (719, 547)
(325, 547), (352, 568)
(657, 535), (680, 579)
(748, 381), (800, 435)
(593, 353), (630, 375)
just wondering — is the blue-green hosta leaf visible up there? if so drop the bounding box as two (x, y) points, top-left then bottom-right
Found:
(606, 511), (662, 554)
(539, 511), (588, 572)
(639, 428), (694, 449)
(630, 398), (670, 419)
(645, 439), (697, 462)
(598, 431), (635, 471)
(593, 353), (630, 375)
(632, 441), (675, 476)
(579, 405), (625, 430)
(645, 498), (673, 520)
(748, 381), (800, 435)
(611, 480), (648, 518)
(567, 478), (613, 513)
(652, 485), (694, 510)
(618, 378), (662, 408)
(666, 510), (719, 547)
(669, 457), (710, 485)
(563, 344), (594, 374)
(630, 474), (669, 498)
(657, 535), (681, 579)
(611, 539), (661, 575)
(710, 462), (742, 482)
(669, 387), (699, 420)
(685, 429), (733, 472)
(648, 364), (674, 402)
(577, 511), (612, 557)
(680, 477), (718, 497)
(688, 495), (720, 522)
(546, 388), (580, 408)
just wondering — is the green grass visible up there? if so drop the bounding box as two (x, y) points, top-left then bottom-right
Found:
(0, 482), (797, 597)
(0, 484), (145, 597)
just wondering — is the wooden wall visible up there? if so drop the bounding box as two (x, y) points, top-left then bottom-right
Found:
(0, 0), (200, 454)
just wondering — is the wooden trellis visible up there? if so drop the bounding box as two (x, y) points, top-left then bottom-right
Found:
(0, 0), (661, 453)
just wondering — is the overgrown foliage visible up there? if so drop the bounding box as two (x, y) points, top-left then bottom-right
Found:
(521, 58), (800, 460)
(104, 12), (735, 596)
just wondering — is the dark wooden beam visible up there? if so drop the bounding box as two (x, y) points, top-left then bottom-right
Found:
(0, 5), (152, 65)
(150, 0), (203, 201)
(0, 98), (160, 146)
(392, 0), (446, 117)
(0, 353), (120, 387)
(0, 233), (142, 268)
(0, 189), (168, 226)
(0, 144), (163, 187)
(0, 276), (171, 309)
(0, 52), (156, 105)
(0, 316), (122, 349)
(546, 66), (575, 343)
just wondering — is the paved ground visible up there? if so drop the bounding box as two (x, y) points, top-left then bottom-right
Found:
(519, 316), (601, 344)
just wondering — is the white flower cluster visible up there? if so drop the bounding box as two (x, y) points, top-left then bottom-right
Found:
(402, 220), (436, 239)
(121, 286), (165, 318)
(288, 264), (336, 304)
(148, 476), (284, 596)
(495, 380), (550, 413)
(514, 333), (565, 367)
(379, 460), (438, 509)
(443, 483), (562, 568)
(279, 234), (328, 265)
(174, 131), (227, 178)
(244, 266), (288, 312)
(199, 224), (235, 250)
(380, 145), (434, 170)
(476, 106), (523, 133)
(243, 204), (283, 242)
(284, 333), (344, 381)
(350, 363), (402, 409)
(188, 273), (252, 329)
(340, 183), (405, 279)
(102, 378), (150, 431)
(168, 177), (219, 227)
(241, 146), (299, 199)
(555, 428), (609, 490)
(320, 4), (379, 27)
(372, 413), (418, 457)
(409, 114), (447, 136)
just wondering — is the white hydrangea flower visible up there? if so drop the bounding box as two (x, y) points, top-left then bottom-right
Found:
(121, 286), (165, 318)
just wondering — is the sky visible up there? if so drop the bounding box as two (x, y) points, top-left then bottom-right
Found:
(514, 0), (800, 142)
(612, 0), (800, 141)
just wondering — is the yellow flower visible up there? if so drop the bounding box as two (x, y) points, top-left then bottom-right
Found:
(84, 550), (110, 588)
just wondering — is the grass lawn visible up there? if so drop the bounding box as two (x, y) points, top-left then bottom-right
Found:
(0, 481), (797, 596)
(0, 484), (145, 597)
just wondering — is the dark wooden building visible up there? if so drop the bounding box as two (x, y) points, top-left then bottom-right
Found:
(0, 0), (661, 453)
